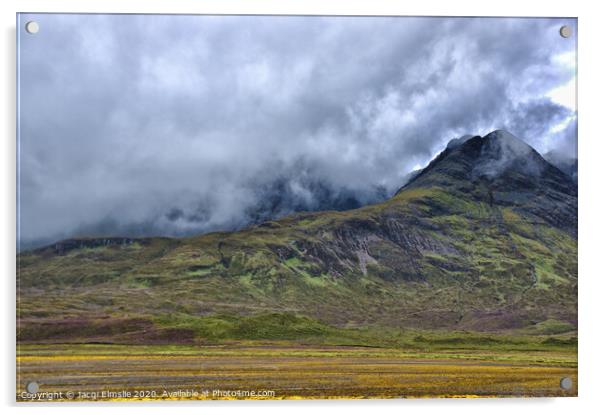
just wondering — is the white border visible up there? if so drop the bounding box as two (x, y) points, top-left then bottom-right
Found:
(2, 1), (601, 414)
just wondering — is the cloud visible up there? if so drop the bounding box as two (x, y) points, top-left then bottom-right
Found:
(17, 15), (577, 248)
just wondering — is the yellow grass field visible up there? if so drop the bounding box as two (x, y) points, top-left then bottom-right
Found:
(16, 344), (577, 401)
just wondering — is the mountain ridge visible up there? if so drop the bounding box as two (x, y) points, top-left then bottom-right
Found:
(17, 130), (577, 340)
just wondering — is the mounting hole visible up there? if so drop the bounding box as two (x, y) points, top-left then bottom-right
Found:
(26, 381), (39, 394)
(559, 25), (572, 38)
(560, 377), (573, 390)
(25, 21), (39, 34)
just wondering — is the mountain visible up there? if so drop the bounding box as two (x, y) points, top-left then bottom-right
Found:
(244, 176), (389, 225)
(18, 173), (389, 253)
(17, 130), (577, 343)
(405, 130), (576, 235)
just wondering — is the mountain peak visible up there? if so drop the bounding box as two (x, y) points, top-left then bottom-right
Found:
(472, 130), (542, 179)
(407, 130), (557, 188)
(482, 129), (535, 153)
(487, 129), (522, 140)
(444, 130), (527, 153)
(401, 130), (576, 235)
(446, 134), (475, 151)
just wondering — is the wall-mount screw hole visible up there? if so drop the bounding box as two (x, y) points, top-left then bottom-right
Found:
(559, 25), (572, 38)
(25, 21), (39, 34)
(560, 377), (573, 390)
(26, 381), (39, 394)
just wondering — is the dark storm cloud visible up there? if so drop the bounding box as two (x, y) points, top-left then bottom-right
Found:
(17, 15), (577, 247)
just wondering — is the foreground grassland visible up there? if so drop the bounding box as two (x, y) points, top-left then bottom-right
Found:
(17, 338), (577, 401)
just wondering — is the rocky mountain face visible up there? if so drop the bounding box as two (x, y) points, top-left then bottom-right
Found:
(406, 130), (577, 235)
(17, 131), (577, 338)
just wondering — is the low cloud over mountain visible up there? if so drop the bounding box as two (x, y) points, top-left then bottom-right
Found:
(18, 15), (577, 248)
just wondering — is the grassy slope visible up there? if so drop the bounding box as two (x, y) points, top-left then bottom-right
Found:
(17, 182), (577, 345)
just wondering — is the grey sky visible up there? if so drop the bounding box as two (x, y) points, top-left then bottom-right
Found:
(17, 14), (577, 247)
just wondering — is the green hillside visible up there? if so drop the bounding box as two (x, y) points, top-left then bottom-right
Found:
(17, 131), (577, 344)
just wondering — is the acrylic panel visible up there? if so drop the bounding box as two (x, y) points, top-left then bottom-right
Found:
(16, 14), (578, 401)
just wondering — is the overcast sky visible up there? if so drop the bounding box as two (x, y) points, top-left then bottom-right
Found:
(18, 14), (577, 247)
